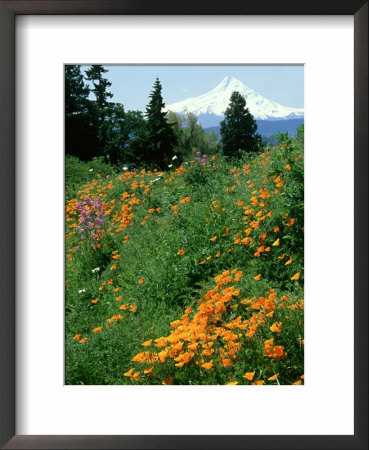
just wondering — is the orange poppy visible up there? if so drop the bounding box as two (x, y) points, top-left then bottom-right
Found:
(268, 374), (279, 381)
(243, 371), (255, 381)
(201, 361), (213, 370)
(270, 322), (282, 333)
(92, 326), (103, 333)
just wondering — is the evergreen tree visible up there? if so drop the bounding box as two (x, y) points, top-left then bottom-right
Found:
(220, 91), (261, 157)
(65, 65), (98, 160)
(65, 65), (90, 117)
(144, 78), (177, 169)
(85, 65), (114, 158)
(85, 65), (113, 111)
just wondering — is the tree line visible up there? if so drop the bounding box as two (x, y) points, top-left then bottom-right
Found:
(65, 65), (261, 170)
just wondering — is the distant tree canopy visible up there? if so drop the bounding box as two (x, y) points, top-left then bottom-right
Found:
(65, 67), (225, 169)
(220, 91), (261, 157)
(65, 68), (180, 169)
(166, 111), (219, 160)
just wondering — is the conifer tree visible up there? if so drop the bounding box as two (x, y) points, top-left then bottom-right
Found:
(144, 78), (177, 169)
(65, 65), (98, 160)
(85, 65), (113, 111)
(84, 65), (114, 159)
(220, 91), (261, 157)
(65, 65), (90, 117)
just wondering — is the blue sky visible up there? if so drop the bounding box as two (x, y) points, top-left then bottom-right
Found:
(81, 65), (304, 111)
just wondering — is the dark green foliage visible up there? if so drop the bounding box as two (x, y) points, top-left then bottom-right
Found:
(65, 65), (99, 161)
(167, 111), (219, 161)
(65, 155), (116, 188)
(143, 78), (177, 169)
(85, 65), (114, 158)
(220, 91), (261, 157)
(85, 65), (113, 110)
(65, 65), (90, 117)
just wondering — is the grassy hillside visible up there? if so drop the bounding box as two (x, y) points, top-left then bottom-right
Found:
(65, 134), (304, 385)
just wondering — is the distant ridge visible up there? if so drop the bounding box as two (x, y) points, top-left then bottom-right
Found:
(206, 119), (304, 140)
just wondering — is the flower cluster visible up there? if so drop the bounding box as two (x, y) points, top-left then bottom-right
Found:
(196, 151), (207, 164)
(127, 268), (303, 384)
(76, 196), (107, 243)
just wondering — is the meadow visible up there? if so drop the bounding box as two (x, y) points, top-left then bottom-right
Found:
(65, 131), (304, 385)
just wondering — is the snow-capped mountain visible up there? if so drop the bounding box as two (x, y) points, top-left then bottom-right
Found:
(165, 76), (304, 128)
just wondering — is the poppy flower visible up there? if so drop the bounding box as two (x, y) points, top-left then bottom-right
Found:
(270, 322), (282, 333)
(132, 372), (140, 381)
(138, 277), (144, 284)
(272, 238), (280, 246)
(142, 339), (152, 347)
(253, 274), (262, 281)
(222, 358), (232, 367)
(91, 326), (103, 334)
(268, 374), (279, 381)
(291, 272), (300, 280)
(201, 361), (213, 370)
(243, 371), (255, 381)
(123, 368), (134, 377)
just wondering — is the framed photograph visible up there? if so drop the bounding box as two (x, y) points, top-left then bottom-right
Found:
(0, 1), (367, 449)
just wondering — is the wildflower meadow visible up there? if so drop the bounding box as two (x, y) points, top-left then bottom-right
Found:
(65, 129), (304, 385)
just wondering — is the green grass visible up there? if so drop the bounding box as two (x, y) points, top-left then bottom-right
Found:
(65, 135), (304, 385)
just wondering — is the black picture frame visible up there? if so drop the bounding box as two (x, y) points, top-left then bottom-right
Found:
(0, 1), (367, 449)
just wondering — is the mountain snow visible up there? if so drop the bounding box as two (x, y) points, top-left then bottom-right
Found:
(165, 76), (304, 121)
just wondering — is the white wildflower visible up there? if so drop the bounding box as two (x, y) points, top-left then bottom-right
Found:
(89, 168), (93, 172)
(168, 164), (173, 168)
(122, 166), (128, 171)
(172, 155), (178, 160)
(91, 267), (100, 273)
(78, 288), (86, 294)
